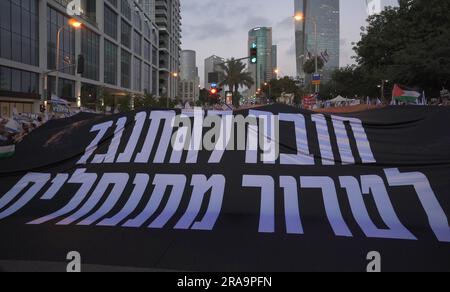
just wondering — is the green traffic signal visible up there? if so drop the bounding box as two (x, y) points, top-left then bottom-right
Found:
(250, 43), (257, 64)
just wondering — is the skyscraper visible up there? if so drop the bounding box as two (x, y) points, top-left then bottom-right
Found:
(366, 0), (399, 16)
(272, 45), (278, 79)
(155, 0), (182, 99)
(294, 0), (340, 82)
(139, 0), (156, 22)
(179, 50), (199, 102)
(0, 0), (162, 117)
(204, 55), (225, 90)
(248, 27), (273, 96)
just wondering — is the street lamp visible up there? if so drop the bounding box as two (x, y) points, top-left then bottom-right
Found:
(55, 18), (82, 98)
(264, 82), (272, 102)
(294, 13), (304, 22)
(167, 72), (179, 108)
(294, 13), (319, 93)
(377, 80), (389, 103)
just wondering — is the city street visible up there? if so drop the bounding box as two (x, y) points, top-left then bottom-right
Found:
(0, 0), (449, 276)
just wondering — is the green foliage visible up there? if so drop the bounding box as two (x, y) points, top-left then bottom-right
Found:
(134, 93), (157, 108)
(199, 88), (209, 105)
(353, 0), (450, 97)
(219, 58), (255, 107)
(303, 57), (325, 74)
(117, 94), (132, 112)
(262, 77), (305, 103)
(320, 66), (381, 99)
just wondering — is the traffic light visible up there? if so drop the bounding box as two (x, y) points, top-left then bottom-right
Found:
(250, 42), (257, 64)
(77, 54), (85, 74)
(209, 87), (223, 96)
(40, 104), (46, 113)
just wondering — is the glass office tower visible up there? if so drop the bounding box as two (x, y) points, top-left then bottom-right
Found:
(295, 0), (340, 82)
(248, 27), (273, 96)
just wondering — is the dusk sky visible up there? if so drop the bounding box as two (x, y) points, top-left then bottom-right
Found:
(181, 0), (369, 86)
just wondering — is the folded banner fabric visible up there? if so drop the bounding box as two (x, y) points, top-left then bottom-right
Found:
(0, 104), (449, 272)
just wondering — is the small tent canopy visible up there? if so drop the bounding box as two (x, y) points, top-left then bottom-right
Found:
(330, 95), (350, 103)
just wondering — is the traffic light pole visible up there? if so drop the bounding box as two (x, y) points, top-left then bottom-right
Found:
(313, 18), (319, 94)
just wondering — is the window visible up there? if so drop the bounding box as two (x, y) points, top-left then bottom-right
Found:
(107, 0), (118, 8)
(121, 49), (131, 89)
(104, 40), (118, 85)
(133, 30), (142, 55)
(133, 10), (142, 31)
(152, 46), (158, 66)
(81, 28), (100, 81)
(84, 0), (97, 23)
(144, 22), (151, 40)
(121, 0), (131, 20)
(144, 40), (151, 62)
(0, 67), (11, 91)
(0, 66), (38, 94)
(47, 6), (75, 74)
(133, 57), (142, 91)
(104, 4), (118, 40)
(0, 0), (39, 66)
(11, 69), (21, 92)
(121, 19), (131, 48)
(152, 68), (157, 95)
(143, 63), (151, 93)
(47, 76), (75, 100)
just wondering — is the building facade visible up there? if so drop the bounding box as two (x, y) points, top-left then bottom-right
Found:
(139, 0), (156, 21)
(179, 50), (199, 102)
(204, 55), (225, 90)
(155, 0), (181, 100)
(248, 27), (274, 96)
(272, 45), (278, 79)
(294, 0), (340, 83)
(366, 0), (399, 16)
(0, 0), (181, 117)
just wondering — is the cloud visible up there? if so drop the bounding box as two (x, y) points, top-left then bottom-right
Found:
(275, 16), (294, 30)
(243, 16), (273, 30)
(183, 22), (234, 41)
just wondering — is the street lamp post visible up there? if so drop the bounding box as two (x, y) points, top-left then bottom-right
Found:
(378, 80), (389, 103)
(168, 72), (179, 108)
(264, 82), (271, 103)
(55, 19), (82, 98)
(295, 13), (319, 93)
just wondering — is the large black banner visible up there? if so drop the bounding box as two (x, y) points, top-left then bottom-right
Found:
(0, 105), (449, 272)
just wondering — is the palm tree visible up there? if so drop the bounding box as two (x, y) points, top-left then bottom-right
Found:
(219, 58), (254, 107)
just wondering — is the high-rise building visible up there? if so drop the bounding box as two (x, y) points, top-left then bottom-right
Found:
(272, 45), (278, 79)
(204, 55), (225, 90)
(179, 50), (199, 102)
(139, 0), (156, 22)
(0, 0), (162, 117)
(248, 27), (274, 96)
(366, 0), (399, 16)
(294, 0), (340, 82)
(155, 0), (181, 99)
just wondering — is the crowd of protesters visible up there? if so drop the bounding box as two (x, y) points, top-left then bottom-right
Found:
(0, 113), (47, 157)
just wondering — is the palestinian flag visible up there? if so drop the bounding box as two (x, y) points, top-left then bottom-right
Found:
(0, 140), (15, 158)
(392, 84), (421, 103)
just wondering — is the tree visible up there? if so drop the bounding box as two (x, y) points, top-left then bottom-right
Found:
(320, 66), (382, 99)
(355, 0), (450, 97)
(199, 88), (209, 105)
(219, 58), (254, 107)
(134, 92), (157, 109)
(302, 57), (325, 75)
(261, 77), (305, 103)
